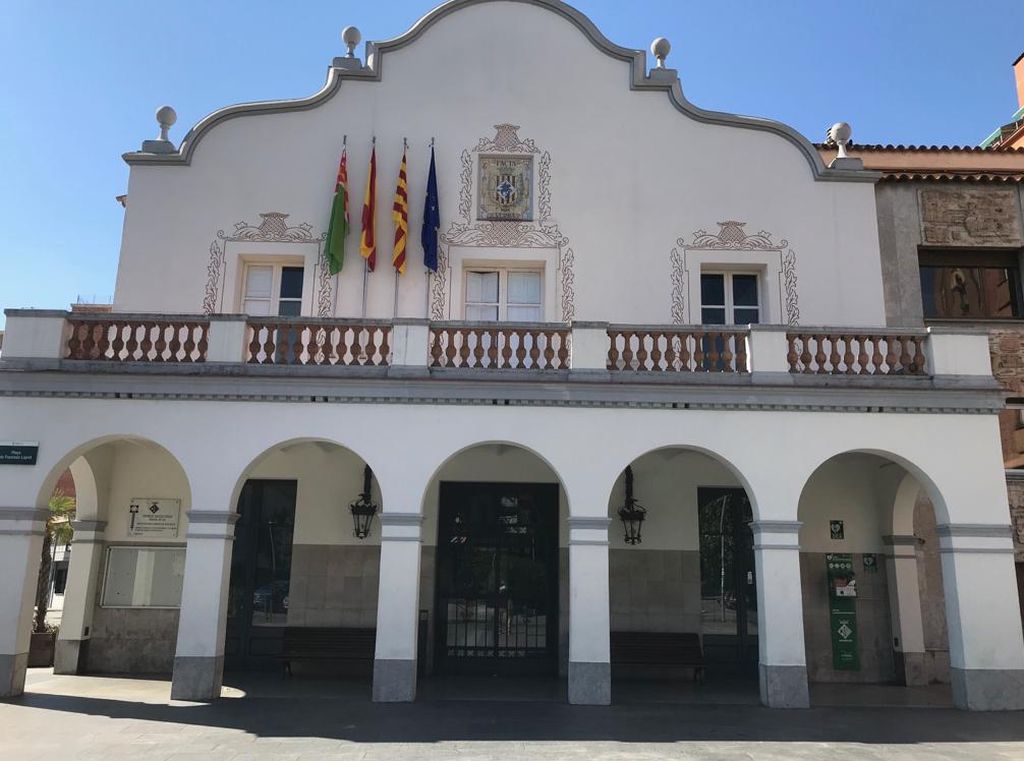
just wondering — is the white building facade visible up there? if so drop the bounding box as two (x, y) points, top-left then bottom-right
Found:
(1, 0), (1023, 711)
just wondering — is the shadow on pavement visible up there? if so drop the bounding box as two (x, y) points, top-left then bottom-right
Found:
(4, 677), (1023, 746)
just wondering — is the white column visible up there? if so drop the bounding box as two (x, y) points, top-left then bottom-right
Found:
(53, 520), (107, 675)
(170, 511), (238, 701)
(751, 520), (809, 708)
(0, 506), (48, 697)
(882, 534), (928, 686)
(372, 512), (423, 702)
(938, 523), (1024, 710)
(567, 516), (611, 705)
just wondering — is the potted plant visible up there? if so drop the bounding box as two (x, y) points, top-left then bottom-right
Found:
(29, 490), (75, 667)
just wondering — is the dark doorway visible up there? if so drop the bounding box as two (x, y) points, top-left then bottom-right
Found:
(225, 479), (297, 669)
(434, 482), (559, 675)
(698, 487), (758, 673)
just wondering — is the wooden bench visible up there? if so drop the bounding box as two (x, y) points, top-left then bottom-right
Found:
(282, 627), (376, 676)
(610, 631), (705, 682)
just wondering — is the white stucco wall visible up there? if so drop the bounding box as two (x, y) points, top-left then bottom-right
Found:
(112, 1), (885, 327)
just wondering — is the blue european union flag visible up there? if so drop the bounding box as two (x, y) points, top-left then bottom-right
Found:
(421, 146), (440, 272)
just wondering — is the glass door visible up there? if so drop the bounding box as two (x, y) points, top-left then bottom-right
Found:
(435, 482), (559, 675)
(225, 479), (296, 669)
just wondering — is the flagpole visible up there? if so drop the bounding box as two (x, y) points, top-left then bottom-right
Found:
(361, 136), (375, 319)
(425, 137), (436, 320)
(332, 134), (347, 318)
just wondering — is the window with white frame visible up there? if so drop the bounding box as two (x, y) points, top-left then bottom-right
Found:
(465, 268), (543, 321)
(700, 272), (761, 325)
(243, 264), (304, 316)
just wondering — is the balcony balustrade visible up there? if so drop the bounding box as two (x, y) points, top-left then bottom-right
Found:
(0, 310), (996, 385)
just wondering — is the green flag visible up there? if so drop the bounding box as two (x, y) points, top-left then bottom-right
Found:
(325, 148), (349, 275)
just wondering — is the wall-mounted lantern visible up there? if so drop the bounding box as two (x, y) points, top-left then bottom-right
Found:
(617, 466), (647, 545)
(350, 464), (378, 540)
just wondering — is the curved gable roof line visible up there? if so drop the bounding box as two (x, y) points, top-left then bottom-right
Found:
(124, 0), (878, 184)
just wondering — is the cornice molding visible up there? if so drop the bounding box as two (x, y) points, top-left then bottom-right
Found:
(123, 0), (878, 183)
(0, 368), (1004, 415)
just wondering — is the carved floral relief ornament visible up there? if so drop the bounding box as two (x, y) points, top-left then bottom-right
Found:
(203, 212), (332, 316)
(920, 189), (1023, 247)
(431, 124), (575, 321)
(669, 220), (800, 326)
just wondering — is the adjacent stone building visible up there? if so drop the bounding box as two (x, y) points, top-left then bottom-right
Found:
(818, 53), (1024, 643)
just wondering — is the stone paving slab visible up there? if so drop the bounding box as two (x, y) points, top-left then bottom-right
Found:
(2, 671), (1024, 760)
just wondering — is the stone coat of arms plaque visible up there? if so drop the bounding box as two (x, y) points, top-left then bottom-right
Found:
(478, 155), (533, 221)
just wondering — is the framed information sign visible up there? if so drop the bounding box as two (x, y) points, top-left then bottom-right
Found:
(127, 498), (181, 538)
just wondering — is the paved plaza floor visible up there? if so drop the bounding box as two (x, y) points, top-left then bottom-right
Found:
(2, 669), (1024, 760)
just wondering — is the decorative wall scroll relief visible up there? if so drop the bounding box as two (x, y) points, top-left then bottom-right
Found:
(202, 212), (331, 316)
(669, 220), (800, 326)
(431, 124), (575, 321)
(919, 189), (1023, 247)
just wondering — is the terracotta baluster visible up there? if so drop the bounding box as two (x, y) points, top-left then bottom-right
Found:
(735, 331), (748, 373)
(108, 322), (126, 361)
(633, 331), (648, 371)
(557, 331), (570, 369)
(470, 328), (485, 368)
(911, 335), (925, 374)
(263, 324), (278, 363)
(828, 335), (842, 374)
(785, 334), (798, 372)
(440, 329), (454, 367)
(880, 335), (897, 378)
(721, 331), (735, 373)
(246, 325), (260, 363)
(364, 325), (380, 366)
(679, 333), (692, 371)
(842, 335), (855, 375)
(799, 333), (813, 374)
(528, 330), (541, 369)
(813, 334), (827, 374)
(166, 323), (183, 362)
(428, 329), (441, 367)
(607, 330), (620, 370)
(183, 323), (199, 362)
(621, 331), (636, 371)
(379, 327), (391, 367)
(647, 331), (663, 372)
(135, 321), (152, 361)
(542, 331), (555, 369)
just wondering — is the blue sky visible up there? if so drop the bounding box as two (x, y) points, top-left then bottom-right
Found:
(2, 1), (1022, 328)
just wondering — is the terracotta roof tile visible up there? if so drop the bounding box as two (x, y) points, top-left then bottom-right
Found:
(813, 142), (1024, 153)
(879, 172), (1024, 183)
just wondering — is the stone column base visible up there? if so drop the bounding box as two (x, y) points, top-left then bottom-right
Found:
(372, 658), (417, 702)
(53, 639), (86, 675)
(893, 651), (928, 687)
(0, 652), (28, 697)
(170, 655), (224, 701)
(951, 667), (1024, 711)
(568, 661), (610, 705)
(759, 664), (809, 708)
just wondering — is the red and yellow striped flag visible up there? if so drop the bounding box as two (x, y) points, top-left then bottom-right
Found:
(360, 145), (377, 272)
(391, 147), (409, 274)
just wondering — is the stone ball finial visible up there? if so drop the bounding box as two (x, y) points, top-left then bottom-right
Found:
(651, 37), (671, 68)
(828, 121), (852, 159)
(155, 105), (177, 141)
(342, 26), (361, 57)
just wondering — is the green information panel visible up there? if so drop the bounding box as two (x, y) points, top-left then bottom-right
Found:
(826, 553), (859, 671)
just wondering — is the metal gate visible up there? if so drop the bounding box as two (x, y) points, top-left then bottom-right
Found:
(434, 482), (559, 675)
